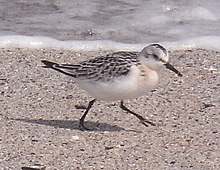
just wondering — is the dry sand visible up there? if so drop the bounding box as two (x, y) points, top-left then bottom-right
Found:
(0, 47), (219, 170)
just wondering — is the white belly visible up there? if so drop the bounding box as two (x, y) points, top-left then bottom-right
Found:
(75, 65), (159, 101)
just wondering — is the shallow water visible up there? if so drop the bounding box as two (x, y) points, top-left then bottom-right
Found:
(1, 0), (220, 50)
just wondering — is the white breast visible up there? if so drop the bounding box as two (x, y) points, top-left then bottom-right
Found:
(75, 65), (159, 101)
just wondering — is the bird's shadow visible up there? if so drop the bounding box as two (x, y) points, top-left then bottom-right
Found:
(11, 118), (125, 132)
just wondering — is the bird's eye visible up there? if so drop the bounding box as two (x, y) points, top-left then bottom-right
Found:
(152, 54), (159, 60)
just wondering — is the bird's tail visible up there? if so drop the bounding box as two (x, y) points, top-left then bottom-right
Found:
(41, 60), (59, 68)
(41, 60), (77, 78)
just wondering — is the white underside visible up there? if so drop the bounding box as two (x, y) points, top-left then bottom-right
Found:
(75, 65), (159, 101)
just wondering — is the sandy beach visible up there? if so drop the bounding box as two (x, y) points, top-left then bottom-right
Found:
(0, 47), (219, 169)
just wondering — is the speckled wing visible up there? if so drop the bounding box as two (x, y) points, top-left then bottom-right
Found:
(42, 51), (140, 81)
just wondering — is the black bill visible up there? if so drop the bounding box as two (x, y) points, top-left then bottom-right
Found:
(164, 63), (183, 77)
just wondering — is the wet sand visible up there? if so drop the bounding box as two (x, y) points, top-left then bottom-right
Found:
(0, 48), (219, 169)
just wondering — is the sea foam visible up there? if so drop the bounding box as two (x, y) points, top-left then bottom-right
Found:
(0, 35), (220, 51)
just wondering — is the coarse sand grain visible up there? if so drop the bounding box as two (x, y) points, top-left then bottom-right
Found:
(0, 48), (219, 169)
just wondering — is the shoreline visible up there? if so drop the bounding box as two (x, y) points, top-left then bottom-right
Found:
(1, 35), (220, 51)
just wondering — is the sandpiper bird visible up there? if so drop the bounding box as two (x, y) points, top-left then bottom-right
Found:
(41, 43), (182, 130)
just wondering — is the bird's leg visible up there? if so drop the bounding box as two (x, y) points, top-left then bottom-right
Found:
(119, 101), (156, 127)
(79, 99), (96, 130)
